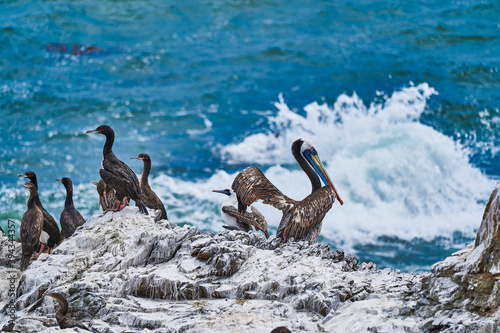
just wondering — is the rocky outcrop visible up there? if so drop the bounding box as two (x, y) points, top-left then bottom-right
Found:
(0, 185), (499, 333)
(420, 184), (500, 332)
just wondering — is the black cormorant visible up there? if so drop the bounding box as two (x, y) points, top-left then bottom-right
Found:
(86, 125), (148, 214)
(44, 292), (91, 330)
(56, 178), (85, 239)
(92, 179), (122, 212)
(131, 153), (167, 220)
(17, 171), (61, 253)
(20, 182), (44, 270)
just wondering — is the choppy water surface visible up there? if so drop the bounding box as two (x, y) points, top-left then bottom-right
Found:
(1, 1), (499, 272)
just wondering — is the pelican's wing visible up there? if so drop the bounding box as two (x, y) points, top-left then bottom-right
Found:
(232, 166), (296, 211)
(277, 186), (336, 241)
(222, 205), (269, 231)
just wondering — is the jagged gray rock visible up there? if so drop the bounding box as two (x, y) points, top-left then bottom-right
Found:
(0, 193), (498, 333)
(419, 183), (500, 332)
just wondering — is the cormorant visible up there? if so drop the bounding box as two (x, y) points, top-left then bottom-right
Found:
(213, 189), (269, 238)
(56, 178), (85, 239)
(86, 125), (148, 214)
(231, 138), (342, 243)
(92, 179), (122, 212)
(20, 182), (44, 270)
(131, 153), (167, 220)
(44, 292), (91, 330)
(17, 171), (61, 253)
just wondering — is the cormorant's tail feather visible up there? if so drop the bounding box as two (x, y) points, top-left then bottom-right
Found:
(20, 256), (30, 271)
(137, 201), (149, 215)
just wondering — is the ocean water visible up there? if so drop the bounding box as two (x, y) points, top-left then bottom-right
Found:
(1, 1), (499, 272)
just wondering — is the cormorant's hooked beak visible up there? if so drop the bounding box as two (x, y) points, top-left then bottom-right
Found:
(212, 189), (231, 196)
(20, 183), (30, 189)
(91, 181), (99, 186)
(303, 148), (343, 205)
(130, 156), (143, 161)
(55, 179), (62, 183)
(86, 129), (100, 134)
(17, 173), (28, 178)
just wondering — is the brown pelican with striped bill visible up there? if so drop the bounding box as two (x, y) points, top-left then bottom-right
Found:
(231, 138), (343, 243)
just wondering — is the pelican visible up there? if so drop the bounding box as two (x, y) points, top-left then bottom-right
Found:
(213, 189), (270, 238)
(231, 138), (343, 243)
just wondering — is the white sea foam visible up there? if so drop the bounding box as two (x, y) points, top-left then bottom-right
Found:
(211, 83), (495, 250)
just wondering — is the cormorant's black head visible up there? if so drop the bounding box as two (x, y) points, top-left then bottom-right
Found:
(44, 292), (69, 309)
(130, 153), (151, 162)
(56, 177), (73, 186)
(92, 180), (105, 195)
(86, 125), (113, 136)
(20, 181), (37, 194)
(17, 171), (37, 184)
(212, 189), (232, 196)
(55, 177), (73, 188)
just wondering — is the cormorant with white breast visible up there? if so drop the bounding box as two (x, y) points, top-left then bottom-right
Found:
(56, 178), (86, 239)
(231, 138), (343, 243)
(17, 171), (61, 254)
(20, 182), (44, 270)
(131, 153), (168, 220)
(213, 188), (269, 238)
(44, 292), (91, 330)
(86, 125), (148, 214)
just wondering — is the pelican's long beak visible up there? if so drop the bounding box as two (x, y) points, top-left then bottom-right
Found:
(304, 149), (343, 205)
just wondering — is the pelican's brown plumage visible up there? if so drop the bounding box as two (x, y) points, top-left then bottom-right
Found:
(20, 182), (44, 270)
(92, 179), (124, 212)
(17, 171), (61, 253)
(131, 153), (168, 220)
(86, 125), (148, 214)
(231, 138), (343, 243)
(44, 292), (91, 330)
(56, 178), (85, 239)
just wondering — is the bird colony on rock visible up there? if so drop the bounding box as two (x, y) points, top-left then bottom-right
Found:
(13, 125), (343, 331)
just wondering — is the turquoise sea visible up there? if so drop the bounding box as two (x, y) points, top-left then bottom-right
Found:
(2, 1), (499, 272)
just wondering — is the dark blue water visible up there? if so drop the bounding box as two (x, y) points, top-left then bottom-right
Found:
(2, 1), (499, 272)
